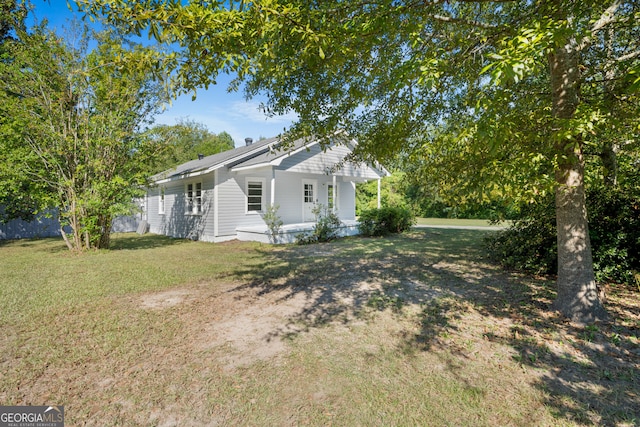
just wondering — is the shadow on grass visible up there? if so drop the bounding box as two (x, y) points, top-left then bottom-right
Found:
(0, 236), (70, 253)
(229, 230), (476, 329)
(399, 237), (639, 426)
(108, 233), (190, 250)
(0, 233), (190, 252)
(229, 228), (639, 426)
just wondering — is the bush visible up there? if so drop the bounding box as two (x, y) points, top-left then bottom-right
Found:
(485, 197), (557, 275)
(296, 204), (343, 244)
(588, 187), (640, 285)
(262, 204), (283, 243)
(486, 188), (640, 286)
(358, 206), (415, 237)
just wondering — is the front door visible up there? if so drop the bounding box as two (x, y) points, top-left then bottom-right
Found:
(302, 179), (317, 222)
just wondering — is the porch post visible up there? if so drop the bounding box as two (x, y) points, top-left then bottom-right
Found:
(214, 170), (219, 237)
(270, 169), (276, 206)
(332, 175), (337, 213)
(377, 178), (381, 209)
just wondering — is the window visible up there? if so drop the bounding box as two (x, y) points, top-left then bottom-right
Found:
(247, 179), (264, 212)
(185, 182), (202, 214)
(159, 187), (165, 214)
(304, 183), (314, 203)
(328, 184), (338, 210)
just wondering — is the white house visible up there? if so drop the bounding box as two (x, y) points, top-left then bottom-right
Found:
(145, 133), (387, 243)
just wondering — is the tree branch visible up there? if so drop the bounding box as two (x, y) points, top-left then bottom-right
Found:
(591, 1), (621, 33)
(577, 1), (621, 51)
(428, 13), (497, 29)
(616, 49), (640, 62)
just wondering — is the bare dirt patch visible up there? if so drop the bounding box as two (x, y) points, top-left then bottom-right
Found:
(194, 287), (309, 370)
(136, 273), (388, 372)
(140, 289), (198, 309)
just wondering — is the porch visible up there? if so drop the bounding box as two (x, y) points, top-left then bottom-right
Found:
(236, 220), (360, 244)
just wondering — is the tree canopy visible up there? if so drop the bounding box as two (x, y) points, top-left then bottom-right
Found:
(76, 0), (639, 322)
(146, 119), (235, 172)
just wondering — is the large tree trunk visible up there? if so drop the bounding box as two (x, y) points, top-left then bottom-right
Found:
(554, 144), (607, 322)
(549, 25), (607, 323)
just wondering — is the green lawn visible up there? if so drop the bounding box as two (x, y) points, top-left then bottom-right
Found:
(1, 232), (637, 426)
(415, 217), (510, 227)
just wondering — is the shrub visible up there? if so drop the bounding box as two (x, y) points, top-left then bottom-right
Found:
(296, 204), (343, 244)
(358, 206), (415, 237)
(485, 197), (557, 275)
(588, 187), (640, 285)
(486, 188), (640, 286)
(262, 204), (283, 243)
(355, 173), (517, 220)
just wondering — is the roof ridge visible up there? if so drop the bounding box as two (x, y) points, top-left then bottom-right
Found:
(151, 136), (279, 182)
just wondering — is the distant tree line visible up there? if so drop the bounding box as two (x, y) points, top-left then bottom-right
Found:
(356, 172), (517, 220)
(145, 119), (235, 173)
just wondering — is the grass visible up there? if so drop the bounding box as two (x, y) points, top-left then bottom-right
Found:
(415, 217), (510, 227)
(1, 231), (638, 426)
(0, 235), (263, 323)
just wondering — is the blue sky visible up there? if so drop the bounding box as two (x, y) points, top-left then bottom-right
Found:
(32, 1), (296, 147)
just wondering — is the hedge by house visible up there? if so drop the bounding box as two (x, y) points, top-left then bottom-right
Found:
(358, 206), (415, 237)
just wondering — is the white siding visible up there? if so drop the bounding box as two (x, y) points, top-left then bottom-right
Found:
(273, 170), (302, 223)
(198, 174), (216, 241)
(216, 168), (273, 238)
(278, 143), (381, 179)
(147, 172), (215, 241)
(272, 171), (356, 223)
(339, 180), (357, 220)
(216, 168), (246, 238)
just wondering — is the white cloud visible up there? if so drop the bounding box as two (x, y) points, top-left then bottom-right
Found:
(155, 92), (298, 147)
(227, 100), (299, 125)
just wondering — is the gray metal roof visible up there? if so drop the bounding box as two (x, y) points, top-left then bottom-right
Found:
(152, 133), (387, 182)
(229, 137), (316, 170)
(152, 136), (280, 181)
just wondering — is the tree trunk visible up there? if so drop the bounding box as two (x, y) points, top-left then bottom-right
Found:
(549, 26), (607, 323)
(554, 145), (607, 322)
(60, 225), (73, 251)
(97, 214), (112, 249)
(68, 197), (82, 252)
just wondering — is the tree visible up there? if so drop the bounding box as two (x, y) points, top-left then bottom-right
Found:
(76, 0), (640, 322)
(0, 0), (27, 44)
(146, 119), (235, 172)
(0, 0), (36, 222)
(0, 21), (168, 250)
(356, 173), (413, 215)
